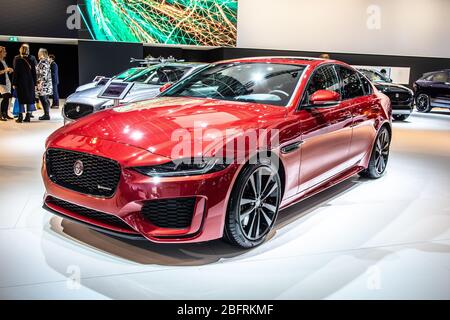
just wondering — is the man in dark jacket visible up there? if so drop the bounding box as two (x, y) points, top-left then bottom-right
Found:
(49, 54), (59, 108)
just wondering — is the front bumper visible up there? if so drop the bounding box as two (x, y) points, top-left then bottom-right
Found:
(430, 97), (450, 109)
(392, 108), (413, 115)
(392, 100), (414, 115)
(42, 135), (240, 243)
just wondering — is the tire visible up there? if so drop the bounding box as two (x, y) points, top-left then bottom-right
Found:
(223, 161), (281, 248)
(416, 93), (432, 113)
(393, 114), (410, 121)
(359, 126), (391, 179)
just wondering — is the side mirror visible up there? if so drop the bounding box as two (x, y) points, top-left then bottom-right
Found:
(387, 78), (393, 83)
(159, 82), (173, 93)
(308, 90), (341, 107)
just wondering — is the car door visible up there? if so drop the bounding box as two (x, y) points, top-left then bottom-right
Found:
(297, 64), (353, 193)
(430, 71), (450, 103)
(337, 66), (379, 164)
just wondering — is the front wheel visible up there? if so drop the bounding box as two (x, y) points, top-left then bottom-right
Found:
(224, 162), (281, 248)
(359, 126), (391, 179)
(416, 93), (432, 113)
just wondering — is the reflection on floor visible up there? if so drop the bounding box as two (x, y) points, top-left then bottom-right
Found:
(0, 108), (449, 299)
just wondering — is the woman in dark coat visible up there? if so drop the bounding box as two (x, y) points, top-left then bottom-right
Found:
(12, 44), (37, 123)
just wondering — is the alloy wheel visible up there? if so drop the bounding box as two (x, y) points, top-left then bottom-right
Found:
(374, 129), (390, 175)
(238, 166), (280, 241)
(416, 94), (430, 112)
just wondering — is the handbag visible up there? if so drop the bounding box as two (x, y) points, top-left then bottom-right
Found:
(12, 94), (20, 116)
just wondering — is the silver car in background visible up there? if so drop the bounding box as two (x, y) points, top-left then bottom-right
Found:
(63, 62), (206, 123)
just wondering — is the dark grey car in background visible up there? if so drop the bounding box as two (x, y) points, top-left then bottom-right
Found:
(414, 69), (450, 113)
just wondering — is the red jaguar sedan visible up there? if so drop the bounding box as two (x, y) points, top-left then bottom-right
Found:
(42, 57), (391, 248)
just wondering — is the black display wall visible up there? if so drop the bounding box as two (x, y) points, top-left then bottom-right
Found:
(78, 40), (143, 85)
(218, 48), (450, 87)
(4, 40), (444, 97)
(143, 45), (450, 87)
(0, 41), (79, 99)
(0, 0), (77, 39)
(143, 46), (184, 60)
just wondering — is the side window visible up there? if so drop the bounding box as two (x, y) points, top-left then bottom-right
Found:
(301, 65), (340, 105)
(359, 73), (373, 95)
(338, 66), (365, 99)
(431, 72), (448, 83)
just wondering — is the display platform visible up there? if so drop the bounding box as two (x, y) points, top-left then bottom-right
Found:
(0, 108), (448, 299)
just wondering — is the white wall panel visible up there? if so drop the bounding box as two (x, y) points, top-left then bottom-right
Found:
(237, 0), (450, 58)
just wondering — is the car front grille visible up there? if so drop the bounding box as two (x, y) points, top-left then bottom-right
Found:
(63, 103), (94, 120)
(46, 148), (121, 197)
(46, 197), (133, 231)
(141, 198), (196, 229)
(385, 92), (412, 103)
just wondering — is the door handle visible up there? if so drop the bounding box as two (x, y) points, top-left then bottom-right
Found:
(281, 141), (303, 154)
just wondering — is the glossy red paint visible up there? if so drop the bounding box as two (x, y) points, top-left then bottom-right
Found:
(42, 57), (391, 243)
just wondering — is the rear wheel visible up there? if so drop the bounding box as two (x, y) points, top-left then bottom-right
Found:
(416, 93), (432, 113)
(359, 127), (391, 179)
(224, 162), (281, 248)
(393, 114), (410, 121)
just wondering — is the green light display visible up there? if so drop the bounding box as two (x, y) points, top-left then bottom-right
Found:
(82, 0), (238, 46)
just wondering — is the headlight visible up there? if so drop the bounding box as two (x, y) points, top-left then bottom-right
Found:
(132, 157), (230, 177)
(101, 101), (114, 109)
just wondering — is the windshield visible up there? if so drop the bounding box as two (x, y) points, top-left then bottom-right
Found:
(360, 70), (390, 83)
(161, 63), (306, 107)
(115, 67), (144, 80)
(124, 65), (191, 85)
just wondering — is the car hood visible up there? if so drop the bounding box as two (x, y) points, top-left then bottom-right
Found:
(70, 85), (105, 99)
(54, 97), (286, 158)
(76, 82), (98, 92)
(67, 83), (162, 108)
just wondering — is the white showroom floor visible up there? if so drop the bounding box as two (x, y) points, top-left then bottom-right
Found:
(0, 107), (449, 300)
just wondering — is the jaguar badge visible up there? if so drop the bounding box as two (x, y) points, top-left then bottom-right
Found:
(73, 160), (84, 176)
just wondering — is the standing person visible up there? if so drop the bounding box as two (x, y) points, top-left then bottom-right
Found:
(49, 54), (60, 108)
(0, 46), (14, 121)
(12, 44), (37, 123)
(36, 48), (53, 120)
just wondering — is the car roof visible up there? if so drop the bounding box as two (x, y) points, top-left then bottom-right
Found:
(424, 69), (450, 74)
(216, 56), (331, 67)
(150, 62), (207, 68)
